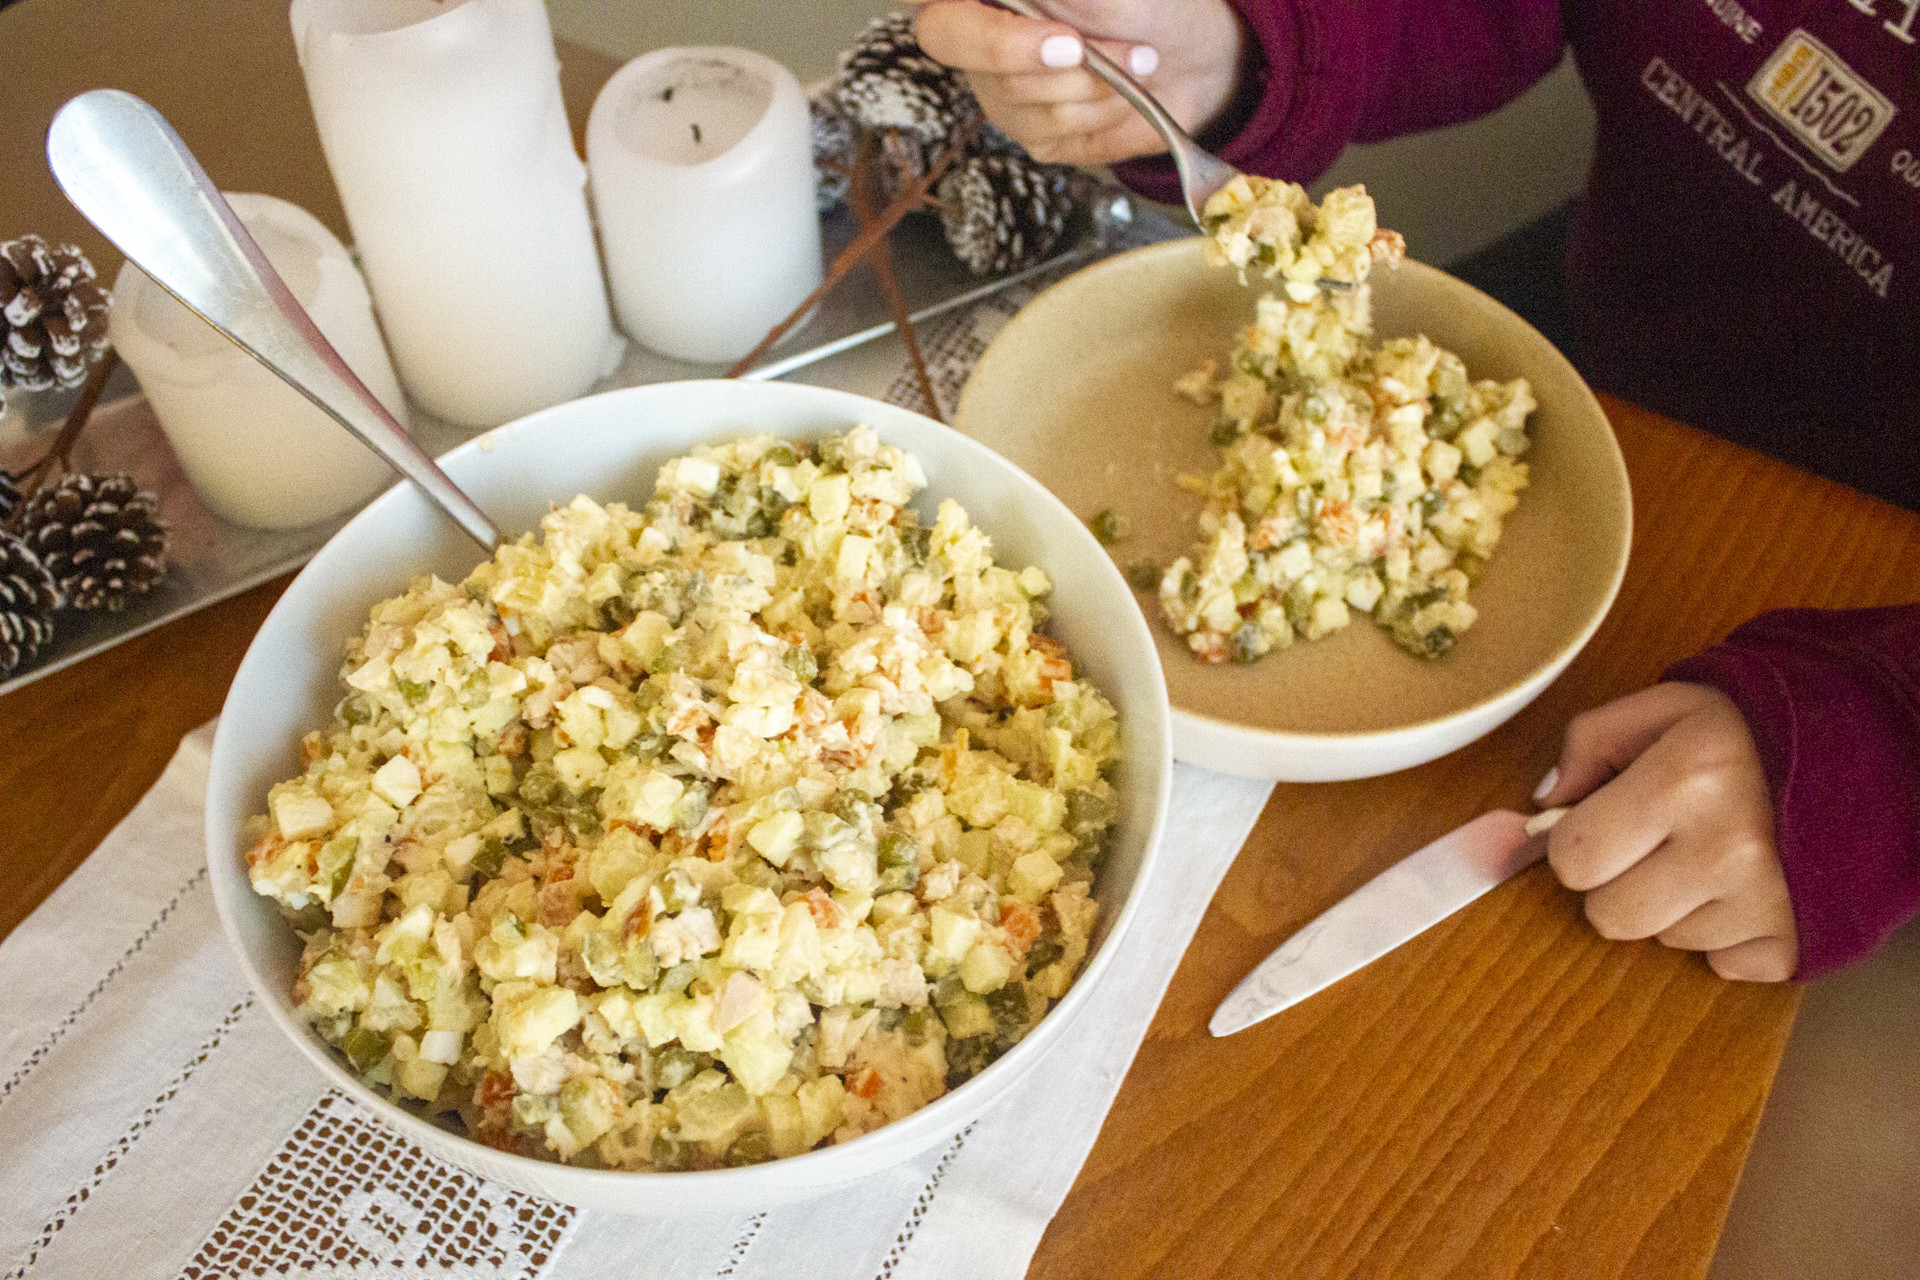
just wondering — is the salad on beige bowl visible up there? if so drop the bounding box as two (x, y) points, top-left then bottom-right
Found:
(955, 180), (1630, 781)
(204, 380), (1171, 1214)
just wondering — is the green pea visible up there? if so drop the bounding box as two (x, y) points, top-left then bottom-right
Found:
(339, 694), (375, 726)
(1209, 418), (1240, 447)
(764, 443), (797, 467)
(395, 675), (430, 704)
(1418, 491), (1445, 521)
(1089, 509), (1129, 545)
(815, 434), (847, 472)
(1127, 560), (1161, 593)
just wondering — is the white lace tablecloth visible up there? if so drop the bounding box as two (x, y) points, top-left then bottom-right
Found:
(0, 299), (1277, 1279)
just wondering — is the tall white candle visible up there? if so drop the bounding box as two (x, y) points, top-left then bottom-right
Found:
(110, 193), (407, 530)
(289, 0), (621, 426)
(588, 47), (822, 364)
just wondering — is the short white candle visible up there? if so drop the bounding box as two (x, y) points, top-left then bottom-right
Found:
(109, 193), (407, 530)
(290, 0), (622, 427)
(588, 47), (822, 364)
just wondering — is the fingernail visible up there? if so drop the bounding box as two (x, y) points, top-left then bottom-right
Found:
(1040, 34), (1084, 68)
(1524, 806), (1568, 837)
(1532, 766), (1559, 804)
(1128, 45), (1159, 76)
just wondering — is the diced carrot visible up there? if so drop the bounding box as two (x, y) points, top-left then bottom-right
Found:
(799, 889), (841, 930)
(475, 1070), (515, 1108)
(849, 1067), (883, 1100)
(1000, 902), (1041, 957)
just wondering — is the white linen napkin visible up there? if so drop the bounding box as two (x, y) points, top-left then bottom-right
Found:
(0, 726), (1267, 1280)
(0, 295), (1275, 1279)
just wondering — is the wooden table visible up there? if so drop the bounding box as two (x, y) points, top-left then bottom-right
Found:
(7, 5), (1919, 1278)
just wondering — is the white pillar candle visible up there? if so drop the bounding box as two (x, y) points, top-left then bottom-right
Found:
(588, 47), (822, 364)
(109, 193), (407, 530)
(289, 0), (622, 426)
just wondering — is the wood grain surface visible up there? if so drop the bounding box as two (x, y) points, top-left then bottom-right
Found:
(1029, 398), (1920, 1280)
(5, 4), (1919, 1275)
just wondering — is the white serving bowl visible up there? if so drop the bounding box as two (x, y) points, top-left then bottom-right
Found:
(205, 380), (1171, 1215)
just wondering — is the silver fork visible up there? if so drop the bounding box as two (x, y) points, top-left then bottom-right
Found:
(995, 0), (1238, 225)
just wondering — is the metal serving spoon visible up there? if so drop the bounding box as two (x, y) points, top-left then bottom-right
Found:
(995, 0), (1237, 224)
(45, 89), (503, 551)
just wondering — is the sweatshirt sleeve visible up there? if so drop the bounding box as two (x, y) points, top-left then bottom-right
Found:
(1665, 606), (1920, 980)
(1112, 0), (1565, 203)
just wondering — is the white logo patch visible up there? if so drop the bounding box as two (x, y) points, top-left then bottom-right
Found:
(1747, 29), (1896, 172)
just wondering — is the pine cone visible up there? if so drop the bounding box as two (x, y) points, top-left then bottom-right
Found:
(937, 153), (1080, 275)
(833, 12), (981, 146)
(811, 97), (857, 212)
(0, 470), (21, 524)
(0, 531), (58, 678)
(18, 472), (168, 612)
(1, 236), (112, 396)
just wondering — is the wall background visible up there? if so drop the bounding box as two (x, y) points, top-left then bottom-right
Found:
(546, 0), (1597, 267)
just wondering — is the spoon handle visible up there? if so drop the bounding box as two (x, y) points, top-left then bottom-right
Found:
(46, 89), (502, 552)
(993, 0), (1237, 223)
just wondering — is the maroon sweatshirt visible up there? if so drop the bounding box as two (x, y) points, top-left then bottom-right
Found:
(1116, 0), (1920, 976)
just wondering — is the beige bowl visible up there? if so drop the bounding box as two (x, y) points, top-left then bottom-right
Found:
(955, 238), (1631, 780)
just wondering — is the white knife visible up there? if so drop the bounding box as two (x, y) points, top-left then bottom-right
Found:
(1209, 807), (1566, 1037)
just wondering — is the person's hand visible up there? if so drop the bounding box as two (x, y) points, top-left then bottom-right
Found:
(1535, 683), (1798, 981)
(904, 0), (1246, 166)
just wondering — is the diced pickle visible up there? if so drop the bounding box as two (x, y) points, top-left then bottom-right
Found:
(945, 1035), (998, 1088)
(877, 830), (919, 869)
(727, 1130), (773, 1166)
(518, 765), (562, 808)
(653, 1046), (699, 1090)
(395, 675), (430, 704)
(1065, 789), (1115, 833)
(659, 961), (700, 995)
(343, 1025), (391, 1074)
(1025, 938), (1063, 977)
(651, 1133), (694, 1171)
(784, 643), (818, 684)
(985, 983), (1029, 1033)
(1127, 560), (1161, 592)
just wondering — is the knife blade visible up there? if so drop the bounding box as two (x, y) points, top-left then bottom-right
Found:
(1209, 808), (1564, 1037)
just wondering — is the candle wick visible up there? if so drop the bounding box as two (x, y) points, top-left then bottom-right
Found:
(691, 122), (702, 144)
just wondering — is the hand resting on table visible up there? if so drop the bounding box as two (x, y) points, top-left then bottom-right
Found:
(1536, 683), (1799, 982)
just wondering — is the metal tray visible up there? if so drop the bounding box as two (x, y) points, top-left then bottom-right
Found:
(0, 199), (1187, 695)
